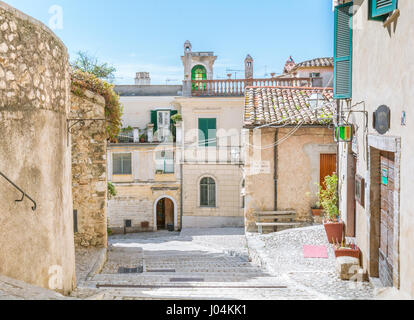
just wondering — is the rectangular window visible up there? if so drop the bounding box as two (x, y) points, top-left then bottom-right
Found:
(334, 2), (353, 99)
(155, 150), (174, 174)
(113, 153), (132, 175)
(198, 118), (217, 147)
(370, 0), (397, 19)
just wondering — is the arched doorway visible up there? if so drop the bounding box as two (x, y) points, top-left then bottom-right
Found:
(155, 197), (175, 231)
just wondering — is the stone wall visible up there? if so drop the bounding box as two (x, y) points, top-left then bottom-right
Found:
(70, 90), (108, 248)
(244, 127), (336, 232)
(0, 1), (75, 294)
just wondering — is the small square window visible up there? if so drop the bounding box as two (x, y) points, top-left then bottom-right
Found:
(124, 220), (132, 228)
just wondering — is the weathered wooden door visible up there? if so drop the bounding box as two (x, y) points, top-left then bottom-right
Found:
(379, 151), (395, 287)
(156, 199), (166, 230)
(320, 154), (337, 187)
(165, 198), (174, 227)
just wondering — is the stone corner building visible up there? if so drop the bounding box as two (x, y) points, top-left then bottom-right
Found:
(70, 89), (108, 248)
(0, 1), (75, 294)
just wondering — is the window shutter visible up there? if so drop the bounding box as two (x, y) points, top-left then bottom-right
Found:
(151, 110), (158, 133)
(334, 2), (353, 99)
(208, 119), (217, 147)
(199, 118), (208, 147)
(371, 0), (397, 18)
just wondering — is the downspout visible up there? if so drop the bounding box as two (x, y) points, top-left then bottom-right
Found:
(274, 128), (279, 211)
(180, 162), (183, 231)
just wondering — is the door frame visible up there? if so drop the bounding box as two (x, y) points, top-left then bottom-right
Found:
(153, 195), (178, 232)
(367, 135), (401, 289)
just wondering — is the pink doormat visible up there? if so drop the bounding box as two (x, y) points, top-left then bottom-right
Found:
(303, 245), (328, 259)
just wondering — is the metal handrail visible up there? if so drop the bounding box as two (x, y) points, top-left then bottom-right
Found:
(0, 171), (37, 211)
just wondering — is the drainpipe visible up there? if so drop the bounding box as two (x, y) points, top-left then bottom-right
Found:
(274, 128), (279, 211)
(180, 162), (183, 231)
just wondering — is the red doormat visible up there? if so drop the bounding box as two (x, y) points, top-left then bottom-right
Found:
(303, 245), (328, 259)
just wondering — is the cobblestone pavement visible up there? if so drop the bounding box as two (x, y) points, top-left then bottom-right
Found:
(247, 225), (375, 300)
(72, 227), (375, 300)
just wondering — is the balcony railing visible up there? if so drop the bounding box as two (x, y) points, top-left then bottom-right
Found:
(191, 78), (312, 97)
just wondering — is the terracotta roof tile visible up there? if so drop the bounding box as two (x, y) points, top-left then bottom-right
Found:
(244, 86), (335, 127)
(292, 57), (333, 70)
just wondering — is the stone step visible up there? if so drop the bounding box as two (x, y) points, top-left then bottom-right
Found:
(91, 273), (270, 284)
(144, 268), (263, 273)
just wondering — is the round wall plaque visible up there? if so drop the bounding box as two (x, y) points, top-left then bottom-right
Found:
(373, 105), (391, 135)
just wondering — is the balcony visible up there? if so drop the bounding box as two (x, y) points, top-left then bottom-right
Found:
(191, 77), (312, 97)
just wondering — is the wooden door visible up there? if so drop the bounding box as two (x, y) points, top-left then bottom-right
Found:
(156, 199), (166, 230)
(165, 198), (174, 227)
(320, 154), (337, 188)
(379, 151), (395, 287)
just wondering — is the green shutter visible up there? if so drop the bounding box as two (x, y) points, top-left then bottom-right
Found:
(151, 110), (158, 133)
(371, 0), (397, 19)
(208, 119), (217, 147)
(199, 118), (208, 147)
(170, 110), (178, 125)
(334, 2), (353, 99)
(198, 118), (217, 147)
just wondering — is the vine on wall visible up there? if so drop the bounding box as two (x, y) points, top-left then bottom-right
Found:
(71, 69), (123, 141)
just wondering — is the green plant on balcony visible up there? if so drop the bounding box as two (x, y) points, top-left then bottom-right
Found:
(171, 113), (183, 124)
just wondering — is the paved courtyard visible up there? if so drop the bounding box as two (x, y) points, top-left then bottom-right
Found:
(71, 226), (376, 300)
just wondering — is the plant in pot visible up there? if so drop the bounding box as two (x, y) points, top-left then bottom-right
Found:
(139, 133), (147, 143)
(333, 239), (360, 259)
(317, 173), (344, 244)
(311, 204), (324, 217)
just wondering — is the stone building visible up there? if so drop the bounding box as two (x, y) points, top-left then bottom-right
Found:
(70, 89), (108, 248)
(110, 41), (328, 231)
(0, 1), (75, 294)
(281, 57), (334, 88)
(333, 0), (414, 298)
(243, 87), (337, 232)
(107, 91), (182, 233)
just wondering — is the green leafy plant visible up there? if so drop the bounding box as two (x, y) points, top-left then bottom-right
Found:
(71, 51), (116, 81)
(108, 182), (117, 199)
(316, 174), (339, 221)
(71, 69), (123, 141)
(171, 113), (183, 124)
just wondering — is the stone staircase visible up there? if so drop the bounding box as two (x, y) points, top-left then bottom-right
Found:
(76, 245), (301, 300)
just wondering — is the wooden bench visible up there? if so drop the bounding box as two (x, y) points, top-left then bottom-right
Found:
(255, 211), (299, 234)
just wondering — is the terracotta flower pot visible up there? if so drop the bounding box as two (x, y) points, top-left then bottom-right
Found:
(334, 247), (360, 259)
(312, 208), (324, 216)
(324, 221), (344, 244)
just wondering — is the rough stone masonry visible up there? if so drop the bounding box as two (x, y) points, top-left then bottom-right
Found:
(70, 89), (108, 248)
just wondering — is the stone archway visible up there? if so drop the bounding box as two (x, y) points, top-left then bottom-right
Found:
(153, 196), (178, 231)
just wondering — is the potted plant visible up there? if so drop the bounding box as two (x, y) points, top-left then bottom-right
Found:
(311, 205), (324, 217)
(139, 133), (147, 143)
(333, 240), (360, 259)
(317, 174), (344, 244)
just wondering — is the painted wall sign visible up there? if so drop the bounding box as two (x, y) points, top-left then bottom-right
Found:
(355, 175), (365, 208)
(373, 105), (391, 135)
(382, 168), (389, 186)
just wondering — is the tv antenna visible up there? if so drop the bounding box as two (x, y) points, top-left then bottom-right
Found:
(226, 68), (244, 79)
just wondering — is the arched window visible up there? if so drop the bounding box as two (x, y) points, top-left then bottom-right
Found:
(200, 177), (216, 207)
(192, 65), (207, 81)
(192, 65), (207, 91)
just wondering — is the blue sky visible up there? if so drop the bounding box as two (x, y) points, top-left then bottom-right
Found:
(5, 0), (334, 84)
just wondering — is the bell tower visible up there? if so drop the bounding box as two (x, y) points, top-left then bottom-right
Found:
(245, 55), (254, 79)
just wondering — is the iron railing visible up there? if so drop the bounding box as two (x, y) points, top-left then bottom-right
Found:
(0, 171), (37, 211)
